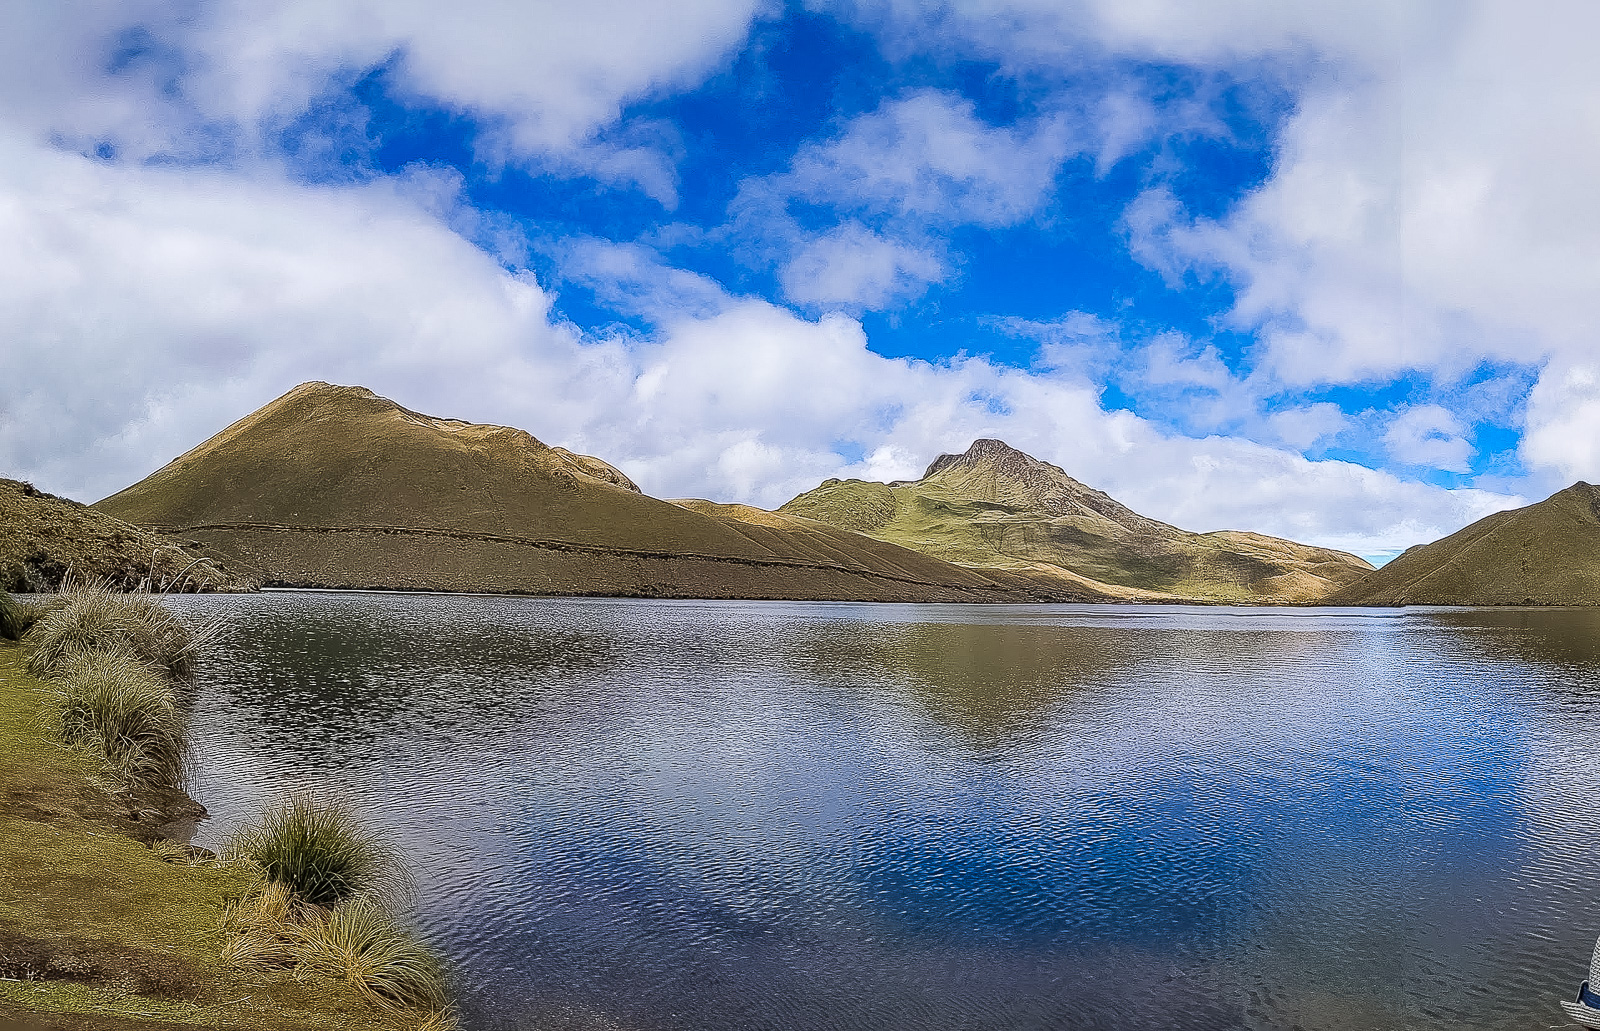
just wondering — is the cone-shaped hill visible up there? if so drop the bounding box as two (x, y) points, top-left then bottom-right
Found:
(777, 439), (1373, 603)
(1327, 483), (1600, 606)
(95, 383), (1097, 601)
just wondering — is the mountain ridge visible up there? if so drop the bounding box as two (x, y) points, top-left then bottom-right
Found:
(0, 478), (252, 592)
(77, 383), (1600, 606)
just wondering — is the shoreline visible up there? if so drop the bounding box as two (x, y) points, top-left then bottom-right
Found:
(219, 585), (1600, 610)
(0, 642), (443, 1030)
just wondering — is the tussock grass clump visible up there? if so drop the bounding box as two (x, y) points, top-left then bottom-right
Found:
(414, 1008), (462, 1031)
(222, 797), (455, 1023)
(55, 651), (189, 790)
(290, 898), (451, 1012)
(23, 577), (216, 682)
(228, 794), (405, 909)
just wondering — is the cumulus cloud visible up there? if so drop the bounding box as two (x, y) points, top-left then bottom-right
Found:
(1262, 403), (1349, 452)
(0, 134), (610, 498)
(0, 0), (763, 189)
(556, 238), (731, 322)
(1523, 361), (1600, 486)
(730, 90), (1080, 310)
(0, 133), (1513, 559)
(781, 91), (1076, 226)
(1001, 315), (1350, 453)
(843, 0), (1600, 489)
(1, 0), (1564, 564)
(1087, 1), (1600, 483)
(839, 0), (1443, 80)
(750, 83), (1233, 311)
(1383, 405), (1474, 473)
(778, 224), (946, 309)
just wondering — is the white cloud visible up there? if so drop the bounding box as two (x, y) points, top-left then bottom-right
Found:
(1524, 362), (1600, 485)
(557, 238), (731, 321)
(1092, 2), (1600, 484)
(731, 90), (1080, 310)
(1138, 335), (1234, 391)
(839, 0), (1440, 74)
(843, 1), (1600, 489)
(0, 0), (763, 191)
(0, 134), (613, 498)
(782, 91), (1075, 226)
(1003, 316), (1351, 453)
(1263, 403), (1348, 451)
(3, 1), (1570, 562)
(1383, 405), (1474, 473)
(778, 224), (946, 309)
(0, 134), (1517, 559)
(1004, 312), (1121, 381)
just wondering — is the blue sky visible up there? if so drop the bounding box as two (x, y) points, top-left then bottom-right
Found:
(3, 1), (1599, 562)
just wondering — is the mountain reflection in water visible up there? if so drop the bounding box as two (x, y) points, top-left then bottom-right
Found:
(172, 595), (1600, 1031)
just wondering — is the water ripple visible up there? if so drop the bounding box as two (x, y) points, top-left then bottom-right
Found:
(166, 594), (1600, 1031)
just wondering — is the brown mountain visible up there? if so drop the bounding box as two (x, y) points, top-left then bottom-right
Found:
(777, 439), (1373, 603)
(94, 383), (1095, 602)
(1327, 482), (1600, 606)
(0, 478), (251, 592)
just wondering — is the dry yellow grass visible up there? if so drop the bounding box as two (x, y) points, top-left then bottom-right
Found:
(0, 477), (252, 593)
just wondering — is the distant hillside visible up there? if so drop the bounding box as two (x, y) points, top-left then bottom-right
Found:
(96, 383), (1094, 602)
(0, 478), (252, 592)
(779, 439), (1373, 604)
(1327, 483), (1600, 606)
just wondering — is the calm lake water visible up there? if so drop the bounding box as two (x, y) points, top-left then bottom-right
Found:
(168, 593), (1600, 1030)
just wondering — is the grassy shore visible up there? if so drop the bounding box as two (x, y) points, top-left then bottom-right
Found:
(0, 642), (438, 1030)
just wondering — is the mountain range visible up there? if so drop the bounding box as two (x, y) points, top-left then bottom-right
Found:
(70, 381), (1600, 607)
(94, 382), (1093, 602)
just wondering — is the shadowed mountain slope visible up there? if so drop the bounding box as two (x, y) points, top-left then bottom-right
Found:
(95, 383), (1096, 601)
(0, 478), (252, 592)
(778, 439), (1373, 603)
(1327, 483), (1600, 606)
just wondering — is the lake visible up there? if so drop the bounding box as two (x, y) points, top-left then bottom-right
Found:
(169, 593), (1600, 1030)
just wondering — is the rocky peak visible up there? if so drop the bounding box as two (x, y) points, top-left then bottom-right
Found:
(920, 438), (1160, 531)
(921, 438), (1043, 480)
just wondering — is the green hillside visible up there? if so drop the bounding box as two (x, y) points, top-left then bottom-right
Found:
(1327, 483), (1600, 606)
(779, 439), (1373, 604)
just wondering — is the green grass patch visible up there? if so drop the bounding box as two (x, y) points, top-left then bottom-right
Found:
(0, 645), (439, 1030)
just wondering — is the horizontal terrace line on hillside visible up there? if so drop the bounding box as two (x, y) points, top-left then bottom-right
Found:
(139, 521), (1043, 592)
